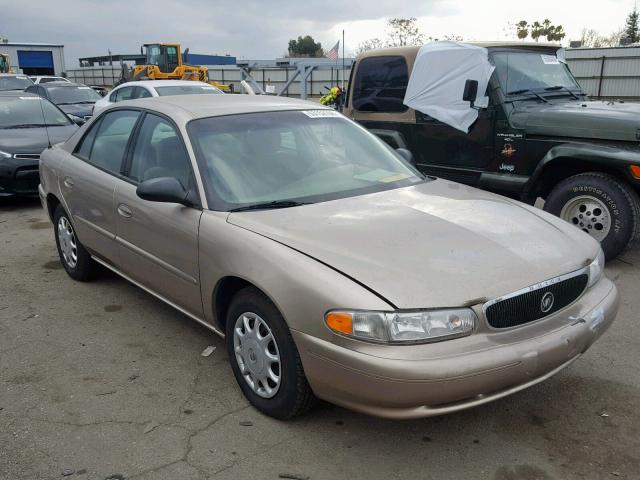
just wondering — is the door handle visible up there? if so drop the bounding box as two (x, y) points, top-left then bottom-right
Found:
(117, 204), (132, 218)
(63, 176), (74, 189)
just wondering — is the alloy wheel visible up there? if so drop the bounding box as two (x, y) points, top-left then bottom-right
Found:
(57, 216), (78, 268)
(560, 195), (611, 242)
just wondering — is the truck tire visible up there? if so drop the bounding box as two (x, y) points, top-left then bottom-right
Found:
(544, 172), (640, 260)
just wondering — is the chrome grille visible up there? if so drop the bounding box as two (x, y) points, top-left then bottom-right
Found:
(484, 270), (589, 329)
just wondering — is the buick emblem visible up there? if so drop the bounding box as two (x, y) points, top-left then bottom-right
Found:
(541, 292), (555, 313)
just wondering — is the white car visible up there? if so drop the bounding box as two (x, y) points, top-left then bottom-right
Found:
(30, 76), (72, 84)
(93, 80), (224, 114)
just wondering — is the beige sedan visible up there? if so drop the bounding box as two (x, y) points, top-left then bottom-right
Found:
(38, 95), (619, 419)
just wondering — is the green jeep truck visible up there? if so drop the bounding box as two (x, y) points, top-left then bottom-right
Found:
(344, 43), (640, 260)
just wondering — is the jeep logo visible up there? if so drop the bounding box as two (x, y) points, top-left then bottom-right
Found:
(541, 292), (555, 313)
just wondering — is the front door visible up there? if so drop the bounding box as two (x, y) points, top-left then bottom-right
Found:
(60, 109), (141, 260)
(114, 112), (203, 318)
(411, 105), (495, 186)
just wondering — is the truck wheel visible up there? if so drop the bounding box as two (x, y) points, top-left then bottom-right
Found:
(544, 172), (640, 260)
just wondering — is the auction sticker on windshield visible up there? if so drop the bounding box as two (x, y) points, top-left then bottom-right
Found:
(540, 55), (560, 65)
(302, 110), (342, 118)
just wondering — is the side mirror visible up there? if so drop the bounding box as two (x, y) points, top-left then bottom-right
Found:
(136, 177), (189, 205)
(463, 79), (479, 108)
(396, 148), (414, 164)
(68, 114), (86, 126)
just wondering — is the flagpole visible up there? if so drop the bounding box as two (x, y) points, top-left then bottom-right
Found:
(342, 29), (345, 90)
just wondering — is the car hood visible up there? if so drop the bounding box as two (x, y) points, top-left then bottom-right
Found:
(0, 124), (78, 154)
(510, 99), (640, 142)
(58, 103), (94, 117)
(227, 180), (598, 309)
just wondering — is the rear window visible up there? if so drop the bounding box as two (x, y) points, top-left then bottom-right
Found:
(351, 56), (409, 113)
(155, 85), (223, 96)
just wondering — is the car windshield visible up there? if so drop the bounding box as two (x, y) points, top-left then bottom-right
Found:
(48, 86), (102, 104)
(155, 85), (223, 96)
(189, 110), (424, 210)
(0, 96), (71, 128)
(492, 51), (582, 95)
(0, 76), (32, 91)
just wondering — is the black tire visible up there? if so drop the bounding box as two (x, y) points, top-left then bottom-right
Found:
(225, 287), (316, 419)
(544, 172), (640, 260)
(53, 205), (96, 281)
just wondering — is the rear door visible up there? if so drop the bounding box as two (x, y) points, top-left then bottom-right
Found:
(114, 112), (203, 318)
(60, 109), (141, 261)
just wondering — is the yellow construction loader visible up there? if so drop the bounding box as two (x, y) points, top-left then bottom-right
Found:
(121, 43), (233, 92)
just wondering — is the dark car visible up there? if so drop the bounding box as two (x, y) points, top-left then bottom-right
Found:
(25, 81), (102, 120)
(0, 91), (78, 197)
(0, 73), (34, 91)
(345, 43), (640, 260)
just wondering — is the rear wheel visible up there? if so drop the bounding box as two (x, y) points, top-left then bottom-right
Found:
(53, 205), (96, 281)
(544, 172), (640, 260)
(225, 287), (316, 419)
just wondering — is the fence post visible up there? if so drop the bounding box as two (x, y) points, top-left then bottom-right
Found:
(597, 55), (606, 98)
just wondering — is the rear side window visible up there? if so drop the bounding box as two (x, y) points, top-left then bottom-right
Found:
(75, 110), (140, 174)
(352, 56), (409, 113)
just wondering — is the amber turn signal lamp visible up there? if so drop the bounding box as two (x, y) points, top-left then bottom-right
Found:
(630, 165), (640, 179)
(325, 312), (353, 335)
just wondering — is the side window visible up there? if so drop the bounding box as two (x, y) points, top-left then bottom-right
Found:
(166, 46), (179, 71)
(75, 118), (102, 160)
(136, 87), (152, 99)
(113, 86), (135, 102)
(352, 56), (409, 113)
(80, 110), (140, 174)
(127, 114), (192, 187)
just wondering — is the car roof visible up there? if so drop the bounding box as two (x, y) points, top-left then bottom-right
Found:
(114, 94), (329, 123)
(0, 73), (31, 77)
(356, 42), (561, 60)
(117, 80), (213, 88)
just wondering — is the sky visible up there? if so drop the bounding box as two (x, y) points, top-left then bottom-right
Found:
(0, 0), (636, 66)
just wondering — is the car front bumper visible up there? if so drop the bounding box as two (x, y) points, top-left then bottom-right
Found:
(0, 157), (40, 196)
(293, 278), (619, 419)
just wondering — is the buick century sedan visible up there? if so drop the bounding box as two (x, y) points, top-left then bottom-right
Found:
(39, 95), (619, 419)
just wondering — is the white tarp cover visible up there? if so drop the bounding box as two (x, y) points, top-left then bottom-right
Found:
(403, 42), (495, 133)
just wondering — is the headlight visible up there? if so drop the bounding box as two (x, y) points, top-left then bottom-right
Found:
(325, 308), (476, 344)
(0, 150), (12, 159)
(587, 248), (605, 288)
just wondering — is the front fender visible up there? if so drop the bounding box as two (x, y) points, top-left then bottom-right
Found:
(524, 142), (640, 197)
(198, 211), (393, 338)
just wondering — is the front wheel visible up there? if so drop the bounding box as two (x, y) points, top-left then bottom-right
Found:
(544, 172), (640, 260)
(225, 287), (316, 419)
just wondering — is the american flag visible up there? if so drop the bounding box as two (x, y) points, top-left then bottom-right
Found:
(326, 41), (339, 61)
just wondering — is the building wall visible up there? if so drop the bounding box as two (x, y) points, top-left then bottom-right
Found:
(0, 44), (65, 75)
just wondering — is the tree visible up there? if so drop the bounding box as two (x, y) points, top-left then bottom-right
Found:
(515, 19), (566, 42)
(386, 17), (425, 47)
(625, 8), (639, 43)
(356, 17), (461, 54)
(287, 36), (323, 57)
(355, 38), (385, 55)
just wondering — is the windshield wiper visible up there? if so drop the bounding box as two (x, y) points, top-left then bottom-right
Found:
(229, 200), (310, 212)
(0, 123), (49, 129)
(506, 89), (548, 103)
(543, 85), (583, 100)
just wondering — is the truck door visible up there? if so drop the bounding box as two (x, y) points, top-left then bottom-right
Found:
(411, 98), (496, 186)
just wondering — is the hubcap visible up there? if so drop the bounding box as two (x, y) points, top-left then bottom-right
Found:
(57, 216), (78, 268)
(560, 195), (611, 242)
(233, 312), (281, 398)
